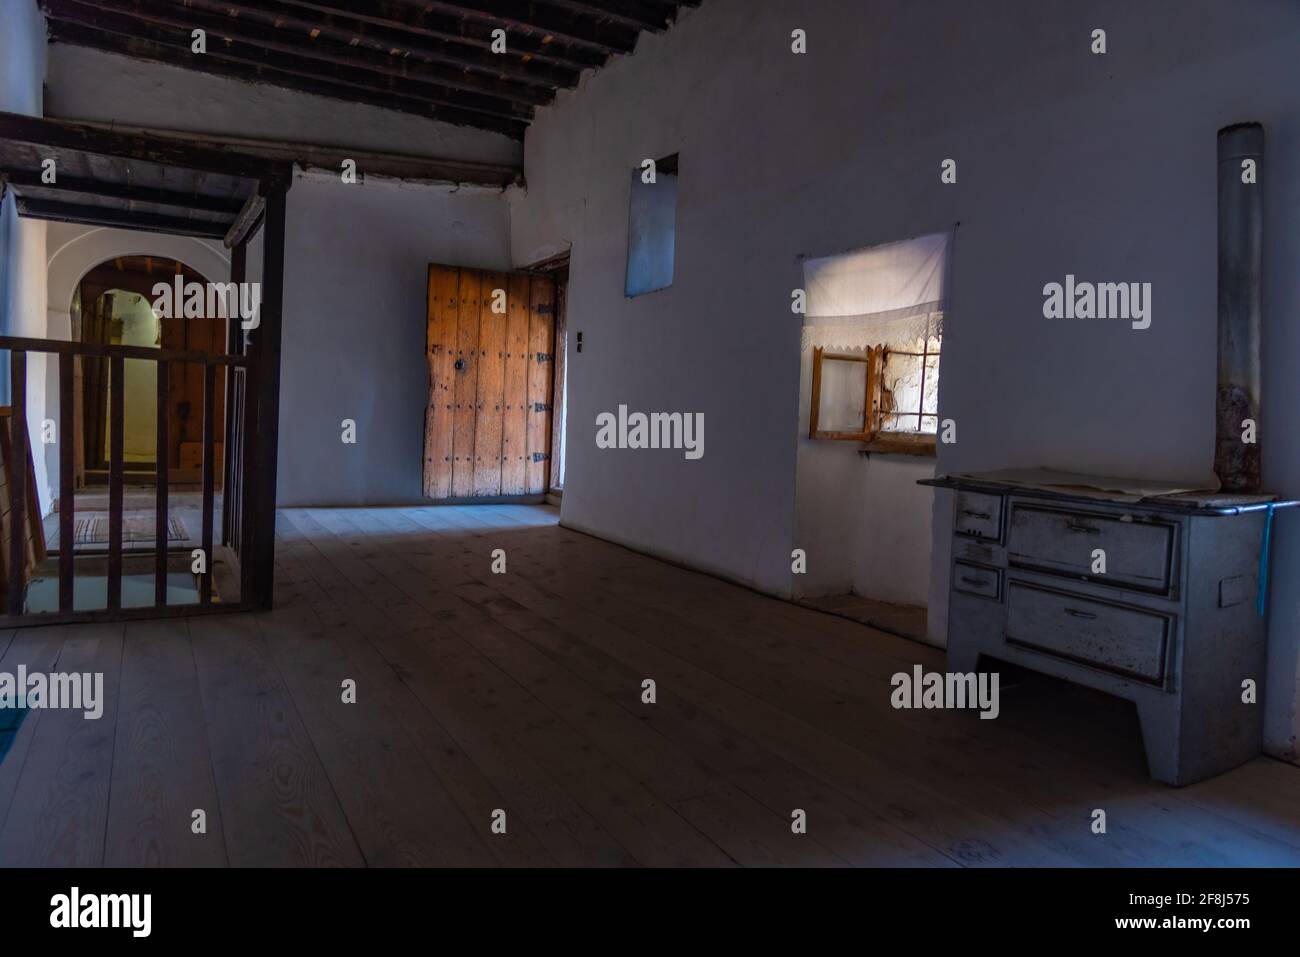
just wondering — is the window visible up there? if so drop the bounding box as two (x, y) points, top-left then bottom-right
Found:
(809, 334), (941, 455)
(801, 230), (950, 454)
(878, 335), (941, 436)
(624, 152), (677, 297)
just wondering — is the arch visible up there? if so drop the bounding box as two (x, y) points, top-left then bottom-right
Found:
(46, 225), (230, 339)
(38, 228), (234, 503)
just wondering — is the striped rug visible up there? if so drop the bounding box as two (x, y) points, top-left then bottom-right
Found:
(72, 515), (189, 545)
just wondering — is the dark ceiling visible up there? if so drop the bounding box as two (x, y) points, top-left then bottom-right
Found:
(39, 1), (700, 139)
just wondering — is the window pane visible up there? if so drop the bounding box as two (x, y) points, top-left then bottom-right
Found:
(625, 156), (678, 297)
(881, 337), (940, 434)
(817, 357), (867, 433)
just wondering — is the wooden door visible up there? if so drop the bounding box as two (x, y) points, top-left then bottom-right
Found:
(424, 264), (555, 499)
(161, 313), (226, 478)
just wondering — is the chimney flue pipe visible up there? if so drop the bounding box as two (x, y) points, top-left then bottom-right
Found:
(1215, 122), (1264, 493)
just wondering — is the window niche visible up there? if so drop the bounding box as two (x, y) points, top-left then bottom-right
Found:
(801, 230), (950, 456)
(624, 153), (678, 297)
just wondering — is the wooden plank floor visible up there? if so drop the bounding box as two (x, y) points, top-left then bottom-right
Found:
(1, 503), (1299, 866)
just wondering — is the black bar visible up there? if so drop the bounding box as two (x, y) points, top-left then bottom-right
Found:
(249, 180), (288, 609)
(221, 241), (246, 549)
(238, 361), (258, 604)
(201, 363), (216, 605)
(8, 351), (27, 614)
(155, 359), (169, 607)
(107, 354), (124, 610)
(58, 353), (75, 612)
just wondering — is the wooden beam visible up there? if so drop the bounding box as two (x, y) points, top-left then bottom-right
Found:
(8, 353), (28, 614)
(155, 359), (169, 607)
(52, 119), (524, 188)
(0, 165), (246, 214)
(0, 109), (288, 182)
(248, 180), (288, 609)
(107, 354), (124, 610)
(540, 0), (672, 33)
(13, 195), (232, 239)
(59, 0), (556, 107)
(223, 190), (265, 248)
(58, 353), (75, 612)
(44, 11), (534, 125)
(0, 335), (252, 367)
(222, 240), (247, 552)
(200, 363), (216, 605)
(46, 25), (529, 138)
(289, 0), (636, 57)
(187, 0), (600, 75)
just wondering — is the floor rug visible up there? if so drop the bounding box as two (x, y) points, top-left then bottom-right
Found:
(72, 515), (188, 544)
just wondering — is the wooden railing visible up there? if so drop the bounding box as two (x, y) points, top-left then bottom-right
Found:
(0, 335), (255, 624)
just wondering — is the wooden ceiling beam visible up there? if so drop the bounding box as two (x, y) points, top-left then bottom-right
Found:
(57, 0), (556, 107)
(14, 196), (232, 239)
(45, 6), (535, 123)
(292, 0), (639, 57)
(218, 0), (602, 73)
(537, 0), (673, 33)
(0, 110), (287, 182)
(53, 119), (524, 188)
(46, 26), (529, 138)
(223, 190), (265, 249)
(0, 166), (246, 214)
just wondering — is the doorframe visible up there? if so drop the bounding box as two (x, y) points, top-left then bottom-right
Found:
(523, 251), (570, 494)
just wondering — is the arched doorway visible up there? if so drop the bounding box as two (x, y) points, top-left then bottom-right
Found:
(72, 255), (227, 488)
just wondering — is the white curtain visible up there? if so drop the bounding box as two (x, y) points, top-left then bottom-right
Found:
(801, 230), (951, 351)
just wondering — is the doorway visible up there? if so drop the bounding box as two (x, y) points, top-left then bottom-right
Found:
(73, 256), (226, 487)
(33, 254), (233, 607)
(422, 263), (558, 500)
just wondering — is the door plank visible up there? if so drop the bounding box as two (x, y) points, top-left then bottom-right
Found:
(423, 265), (459, 499)
(472, 272), (508, 496)
(526, 277), (556, 494)
(452, 271), (482, 498)
(500, 274), (532, 496)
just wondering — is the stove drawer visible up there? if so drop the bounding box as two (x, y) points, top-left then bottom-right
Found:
(1007, 504), (1175, 593)
(954, 491), (1003, 541)
(1005, 581), (1170, 684)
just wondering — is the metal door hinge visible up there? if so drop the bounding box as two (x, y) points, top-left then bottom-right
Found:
(532, 452), (550, 462)
(535, 352), (553, 362)
(533, 402), (551, 412)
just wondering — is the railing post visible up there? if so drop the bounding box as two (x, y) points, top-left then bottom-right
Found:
(59, 353), (75, 611)
(201, 362), (216, 604)
(107, 354), (124, 610)
(8, 351), (27, 613)
(248, 178), (288, 609)
(155, 359), (170, 607)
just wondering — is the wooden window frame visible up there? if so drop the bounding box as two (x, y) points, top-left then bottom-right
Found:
(809, 345), (937, 457)
(809, 347), (875, 441)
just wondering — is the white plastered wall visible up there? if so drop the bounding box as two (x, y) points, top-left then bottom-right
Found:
(508, 0), (1300, 761)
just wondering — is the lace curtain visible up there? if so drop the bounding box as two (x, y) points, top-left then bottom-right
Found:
(801, 230), (951, 351)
